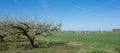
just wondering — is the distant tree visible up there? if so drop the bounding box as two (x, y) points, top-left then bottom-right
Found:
(10, 18), (62, 48)
(112, 29), (120, 32)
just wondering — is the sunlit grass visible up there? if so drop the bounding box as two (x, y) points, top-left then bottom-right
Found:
(1, 32), (120, 53)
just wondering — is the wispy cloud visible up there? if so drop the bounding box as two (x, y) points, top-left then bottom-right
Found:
(13, 0), (29, 14)
(39, 0), (56, 18)
(74, 4), (86, 10)
(82, 0), (118, 15)
(73, 0), (118, 16)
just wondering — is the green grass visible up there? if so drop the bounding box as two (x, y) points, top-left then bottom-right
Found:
(1, 32), (120, 53)
(37, 32), (120, 53)
(37, 32), (120, 48)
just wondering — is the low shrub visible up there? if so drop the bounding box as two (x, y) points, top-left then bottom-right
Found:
(0, 43), (9, 51)
(15, 43), (28, 49)
(86, 49), (106, 53)
(115, 48), (120, 53)
(37, 41), (66, 48)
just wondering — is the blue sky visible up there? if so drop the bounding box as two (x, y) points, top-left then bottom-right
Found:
(0, 0), (120, 31)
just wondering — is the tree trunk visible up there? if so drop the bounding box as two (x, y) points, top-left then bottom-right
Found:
(29, 37), (35, 47)
(23, 31), (36, 48)
(0, 37), (4, 42)
(12, 25), (37, 48)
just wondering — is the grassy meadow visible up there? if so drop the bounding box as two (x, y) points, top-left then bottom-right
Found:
(1, 32), (120, 53)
